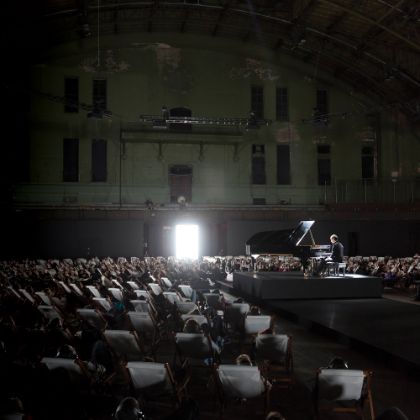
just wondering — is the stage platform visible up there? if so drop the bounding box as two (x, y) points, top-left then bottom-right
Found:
(267, 298), (420, 369)
(232, 271), (383, 300)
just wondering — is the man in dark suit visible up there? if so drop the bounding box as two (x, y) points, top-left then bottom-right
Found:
(314, 234), (344, 276)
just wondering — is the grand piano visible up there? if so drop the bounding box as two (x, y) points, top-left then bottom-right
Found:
(245, 220), (331, 264)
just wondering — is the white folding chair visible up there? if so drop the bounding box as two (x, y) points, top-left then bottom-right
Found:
(41, 357), (89, 385)
(148, 283), (163, 296)
(37, 305), (62, 323)
(176, 301), (199, 314)
(315, 368), (375, 420)
(224, 303), (250, 332)
(69, 283), (84, 297)
(215, 364), (270, 416)
(93, 297), (113, 312)
(255, 334), (293, 386)
(77, 308), (107, 330)
(58, 281), (72, 294)
(181, 314), (208, 326)
(130, 300), (151, 313)
(134, 290), (151, 300)
(127, 281), (140, 290)
(163, 291), (181, 304)
(178, 285), (194, 300)
(103, 330), (144, 362)
(126, 361), (187, 405)
(35, 291), (52, 306)
(161, 277), (173, 289)
(244, 315), (271, 335)
(175, 332), (215, 365)
(18, 289), (35, 304)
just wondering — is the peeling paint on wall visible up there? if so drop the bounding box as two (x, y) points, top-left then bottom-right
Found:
(80, 49), (130, 73)
(276, 123), (300, 143)
(155, 44), (193, 95)
(230, 58), (280, 81)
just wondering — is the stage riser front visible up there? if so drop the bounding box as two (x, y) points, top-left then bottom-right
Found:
(233, 271), (383, 300)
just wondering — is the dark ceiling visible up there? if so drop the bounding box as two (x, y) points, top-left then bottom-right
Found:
(4, 0), (420, 120)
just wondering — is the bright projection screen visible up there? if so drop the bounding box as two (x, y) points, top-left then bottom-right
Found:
(175, 224), (199, 259)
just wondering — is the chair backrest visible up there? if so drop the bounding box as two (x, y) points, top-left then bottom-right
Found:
(163, 292), (181, 304)
(203, 293), (221, 309)
(161, 277), (173, 289)
(37, 305), (62, 322)
(244, 315), (271, 335)
(217, 365), (266, 399)
(19, 289), (35, 304)
(86, 285), (101, 298)
(317, 369), (366, 402)
(69, 283), (84, 296)
(76, 308), (107, 330)
(175, 333), (213, 359)
(58, 281), (72, 294)
(224, 303), (250, 329)
(255, 334), (290, 363)
(108, 287), (123, 302)
(176, 301), (199, 314)
(103, 330), (143, 361)
(126, 361), (173, 392)
(127, 311), (156, 333)
(134, 290), (150, 300)
(181, 314), (208, 326)
(35, 291), (52, 306)
(112, 279), (124, 289)
(178, 285), (194, 299)
(41, 357), (85, 384)
(130, 300), (151, 313)
(93, 297), (112, 312)
(148, 283), (163, 296)
(127, 281), (140, 290)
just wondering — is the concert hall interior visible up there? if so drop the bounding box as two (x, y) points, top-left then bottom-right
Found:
(1, 1), (420, 419)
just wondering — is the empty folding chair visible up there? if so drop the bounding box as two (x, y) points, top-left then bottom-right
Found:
(255, 334), (293, 387)
(103, 330), (144, 362)
(244, 315), (271, 335)
(314, 368), (375, 420)
(176, 301), (199, 315)
(77, 308), (107, 331)
(214, 364), (270, 416)
(126, 361), (188, 406)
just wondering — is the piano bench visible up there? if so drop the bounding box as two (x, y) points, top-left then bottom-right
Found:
(337, 262), (346, 276)
(327, 262), (346, 276)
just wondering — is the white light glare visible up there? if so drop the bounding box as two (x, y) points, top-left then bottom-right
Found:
(175, 224), (199, 260)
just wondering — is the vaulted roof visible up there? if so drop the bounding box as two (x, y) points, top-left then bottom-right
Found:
(6, 0), (420, 120)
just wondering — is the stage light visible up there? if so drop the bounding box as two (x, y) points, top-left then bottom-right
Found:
(175, 224), (199, 260)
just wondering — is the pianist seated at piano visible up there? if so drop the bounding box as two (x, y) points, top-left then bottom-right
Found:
(314, 234), (344, 276)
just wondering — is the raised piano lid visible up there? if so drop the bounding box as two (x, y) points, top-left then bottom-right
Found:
(288, 220), (315, 246)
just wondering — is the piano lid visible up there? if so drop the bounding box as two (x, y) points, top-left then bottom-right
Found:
(245, 220), (315, 255)
(288, 220), (315, 246)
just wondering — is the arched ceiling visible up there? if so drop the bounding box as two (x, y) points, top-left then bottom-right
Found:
(5, 0), (420, 120)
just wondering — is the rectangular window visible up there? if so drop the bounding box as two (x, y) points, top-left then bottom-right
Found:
(64, 77), (79, 113)
(361, 145), (375, 179)
(93, 79), (107, 112)
(277, 144), (291, 184)
(63, 138), (79, 182)
(276, 87), (289, 121)
(251, 85), (264, 119)
(316, 89), (328, 115)
(92, 139), (107, 182)
(317, 144), (331, 185)
(252, 144), (266, 184)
